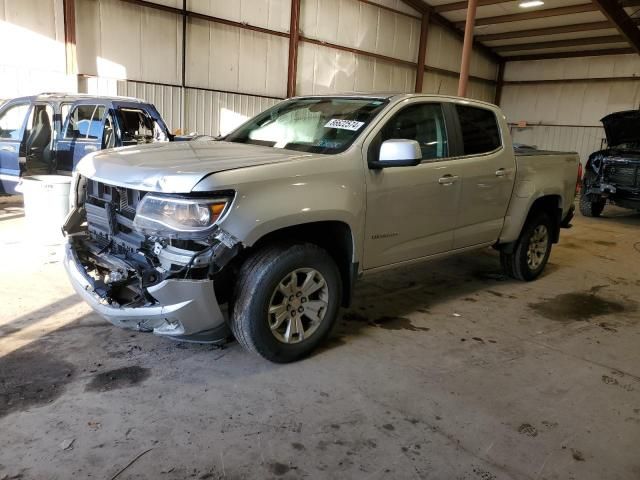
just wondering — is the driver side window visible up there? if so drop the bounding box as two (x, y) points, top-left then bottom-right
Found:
(380, 103), (448, 161)
(0, 104), (29, 141)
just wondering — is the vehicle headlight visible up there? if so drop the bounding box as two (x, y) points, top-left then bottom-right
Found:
(133, 194), (231, 239)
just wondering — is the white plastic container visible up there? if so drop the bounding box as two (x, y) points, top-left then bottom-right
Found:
(16, 175), (72, 245)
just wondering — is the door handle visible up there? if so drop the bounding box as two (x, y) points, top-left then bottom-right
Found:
(495, 168), (507, 177)
(84, 145), (98, 152)
(0, 145), (16, 153)
(438, 174), (459, 185)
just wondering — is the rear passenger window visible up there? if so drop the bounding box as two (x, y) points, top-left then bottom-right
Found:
(65, 105), (105, 140)
(456, 105), (501, 155)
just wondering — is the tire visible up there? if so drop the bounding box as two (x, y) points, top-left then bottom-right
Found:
(579, 194), (605, 217)
(500, 212), (553, 281)
(230, 242), (342, 363)
(579, 171), (605, 217)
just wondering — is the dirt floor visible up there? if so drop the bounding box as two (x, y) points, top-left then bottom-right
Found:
(1, 196), (639, 480)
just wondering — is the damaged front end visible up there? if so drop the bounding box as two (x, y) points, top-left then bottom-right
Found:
(585, 152), (640, 210)
(62, 174), (241, 342)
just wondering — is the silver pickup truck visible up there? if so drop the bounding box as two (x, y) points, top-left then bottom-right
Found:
(63, 94), (580, 362)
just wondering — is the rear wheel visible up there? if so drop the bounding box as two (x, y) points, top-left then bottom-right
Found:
(501, 212), (553, 281)
(231, 243), (341, 363)
(579, 171), (605, 217)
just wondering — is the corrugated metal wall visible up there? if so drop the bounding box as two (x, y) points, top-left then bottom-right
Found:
(2, 0), (500, 133)
(300, 0), (420, 63)
(188, 0), (290, 32)
(75, 0), (182, 85)
(0, 0), (75, 100)
(500, 54), (640, 163)
(298, 0), (497, 102)
(509, 125), (606, 163)
(186, 18), (288, 99)
(81, 77), (278, 136)
(421, 72), (495, 103)
(183, 88), (280, 136)
(425, 23), (497, 83)
(296, 42), (417, 95)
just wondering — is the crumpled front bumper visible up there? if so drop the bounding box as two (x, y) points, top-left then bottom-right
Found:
(63, 243), (228, 341)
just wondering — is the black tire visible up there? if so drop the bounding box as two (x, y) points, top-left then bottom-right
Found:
(500, 211), (553, 281)
(230, 242), (342, 363)
(579, 193), (605, 217)
(579, 171), (605, 217)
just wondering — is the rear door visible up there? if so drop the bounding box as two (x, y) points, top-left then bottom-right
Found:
(450, 104), (516, 249)
(56, 102), (106, 172)
(0, 102), (30, 193)
(23, 102), (55, 175)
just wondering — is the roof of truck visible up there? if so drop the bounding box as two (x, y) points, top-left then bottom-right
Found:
(291, 92), (498, 108)
(10, 93), (147, 103)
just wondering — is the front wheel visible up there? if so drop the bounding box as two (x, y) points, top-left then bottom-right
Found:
(501, 212), (553, 281)
(579, 193), (605, 217)
(231, 243), (342, 363)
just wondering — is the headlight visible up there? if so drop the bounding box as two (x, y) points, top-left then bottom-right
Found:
(133, 194), (231, 239)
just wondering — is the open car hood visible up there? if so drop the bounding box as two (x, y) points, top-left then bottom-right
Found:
(601, 110), (640, 148)
(75, 141), (311, 193)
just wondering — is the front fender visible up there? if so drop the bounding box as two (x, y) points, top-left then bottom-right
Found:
(196, 159), (365, 256)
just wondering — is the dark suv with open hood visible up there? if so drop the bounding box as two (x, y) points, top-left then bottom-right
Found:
(581, 110), (640, 216)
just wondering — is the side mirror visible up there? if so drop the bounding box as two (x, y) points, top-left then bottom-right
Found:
(371, 139), (421, 168)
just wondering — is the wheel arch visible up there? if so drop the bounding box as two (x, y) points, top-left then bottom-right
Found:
(527, 195), (563, 243)
(243, 220), (357, 307)
(499, 194), (563, 253)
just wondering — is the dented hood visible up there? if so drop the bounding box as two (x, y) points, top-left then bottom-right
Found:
(601, 110), (640, 148)
(75, 141), (311, 193)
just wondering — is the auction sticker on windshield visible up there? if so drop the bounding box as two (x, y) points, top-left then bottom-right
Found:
(324, 119), (365, 131)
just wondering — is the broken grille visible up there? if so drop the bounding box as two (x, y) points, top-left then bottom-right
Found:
(86, 180), (145, 218)
(84, 179), (146, 252)
(604, 164), (639, 188)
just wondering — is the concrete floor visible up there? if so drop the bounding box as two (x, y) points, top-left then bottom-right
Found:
(1, 197), (639, 480)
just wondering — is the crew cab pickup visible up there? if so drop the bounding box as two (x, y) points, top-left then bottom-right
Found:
(0, 93), (198, 194)
(63, 94), (580, 362)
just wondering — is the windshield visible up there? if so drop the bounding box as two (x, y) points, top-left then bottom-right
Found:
(224, 97), (389, 154)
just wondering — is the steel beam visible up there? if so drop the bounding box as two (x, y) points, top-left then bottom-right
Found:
(591, 0), (640, 54)
(415, 10), (430, 92)
(287, 0), (301, 98)
(477, 21), (614, 42)
(494, 35), (625, 53)
(436, 0), (514, 13)
(63, 0), (77, 75)
(506, 47), (635, 61)
(458, 0), (478, 97)
(455, 4), (598, 28)
(494, 61), (504, 105)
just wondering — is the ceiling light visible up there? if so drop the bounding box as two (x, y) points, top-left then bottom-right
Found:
(519, 1), (544, 7)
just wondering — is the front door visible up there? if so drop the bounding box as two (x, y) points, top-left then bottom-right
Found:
(22, 103), (55, 175)
(363, 101), (462, 270)
(56, 103), (106, 172)
(451, 104), (516, 249)
(0, 103), (30, 194)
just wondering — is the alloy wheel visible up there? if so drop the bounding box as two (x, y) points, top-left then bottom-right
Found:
(267, 268), (329, 344)
(527, 225), (549, 270)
